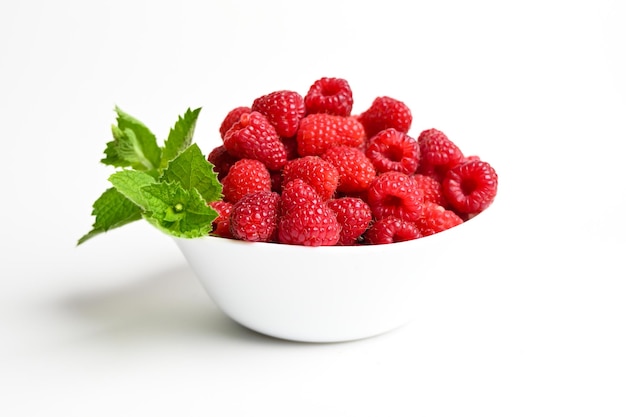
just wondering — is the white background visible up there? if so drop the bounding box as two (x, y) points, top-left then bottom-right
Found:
(1, 0), (625, 416)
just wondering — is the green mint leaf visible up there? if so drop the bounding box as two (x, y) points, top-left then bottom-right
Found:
(141, 181), (218, 239)
(77, 187), (142, 245)
(101, 125), (131, 168)
(101, 107), (162, 172)
(160, 143), (222, 203)
(80, 106), (225, 244)
(108, 170), (157, 209)
(160, 107), (202, 170)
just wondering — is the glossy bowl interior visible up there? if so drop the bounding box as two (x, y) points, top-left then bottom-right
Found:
(175, 202), (497, 343)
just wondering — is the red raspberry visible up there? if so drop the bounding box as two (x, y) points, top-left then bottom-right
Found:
(366, 171), (424, 222)
(364, 216), (421, 245)
(296, 113), (366, 157)
(207, 145), (239, 181)
(221, 158), (272, 204)
(322, 145), (376, 194)
(229, 191), (281, 242)
(365, 128), (419, 175)
(282, 156), (339, 201)
(442, 160), (498, 214)
(327, 197), (372, 245)
(412, 173), (447, 207)
(304, 77), (354, 116)
(278, 180), (340, 246)
(280, 178), (322, 213)
(208, 200), (233, 238)
(417, 128), (464, 181)
(251, 90), (305, 138)
(357, 96), (412, 138)
(223, 111), (287, 171)
(219, 106), (251, 139)
(414, 201), (464, 237)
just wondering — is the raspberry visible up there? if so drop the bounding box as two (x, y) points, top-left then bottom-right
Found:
(296, 113), (366, 157)
(412, 173), (447, 207)
(219, 106), (251, 139)
(229, 191), (281, 242)
(442, 160), (498, 214)
(366, 171), (424, 222)
(417, 128), (464, 181)
(282, 156), (339, 201)
(364, 216), (421, 245)
(223, 111), (287, 171)
(327, 197), (372, 245)
(280, 178), (322, 213)
(278, 180), (340, 246)
(357, 96), (412, 138)
(365, 128), (420, 175)
(414, 201), (464, 237)
(208, 200), (233, 238)
(207, 145), (239, 181)
(251, 90), (305, 138)
(321, 145), (376, 194)
(304, 77), (354, 116)
(221, 158), (272, 204)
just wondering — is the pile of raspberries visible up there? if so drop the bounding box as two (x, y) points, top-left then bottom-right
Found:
(206, 77), (498, 246)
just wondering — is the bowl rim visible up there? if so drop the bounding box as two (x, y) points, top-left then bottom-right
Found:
(175, 200), (497, 253)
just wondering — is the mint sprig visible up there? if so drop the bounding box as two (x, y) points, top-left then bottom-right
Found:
(141, 181), (217, 238)
(102, 106), (162, 173)
(77, 188), (143, 245)
(78, 107), (222, 245)
(161, 107), (202, 169)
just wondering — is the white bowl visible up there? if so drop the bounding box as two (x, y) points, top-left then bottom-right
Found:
(175, 203), (497, 343)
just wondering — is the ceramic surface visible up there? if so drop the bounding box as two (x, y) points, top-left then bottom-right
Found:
(175, 202), (497, 342)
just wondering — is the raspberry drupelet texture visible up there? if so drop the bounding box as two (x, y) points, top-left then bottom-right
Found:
(208, 200), (234, 238)
(358, 96), (412, 138)
(279, 180), (321, 217)
(229, 191), (281, 242)
(365, 128), (420, 175)
(327, 197), (372, 245)
(221, 158), (272, 204)
(417, 128), (464, 181)
(282, 155), (339, 201)
(442, 160), (498, 215)
(366, 171), (424, 223)
(414, 201), (464, 236)
(322, 145), (377, 194)
(223, 111), (287, 171)
(219, 106), (251, 139)
(364, 216), (421, 244)
(412, 173), (448, 207)
(278, 179), (340, 246)
(304, 77), (354, 117)
(251, 90), (305, 138)
(296, 113), (366, 157)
